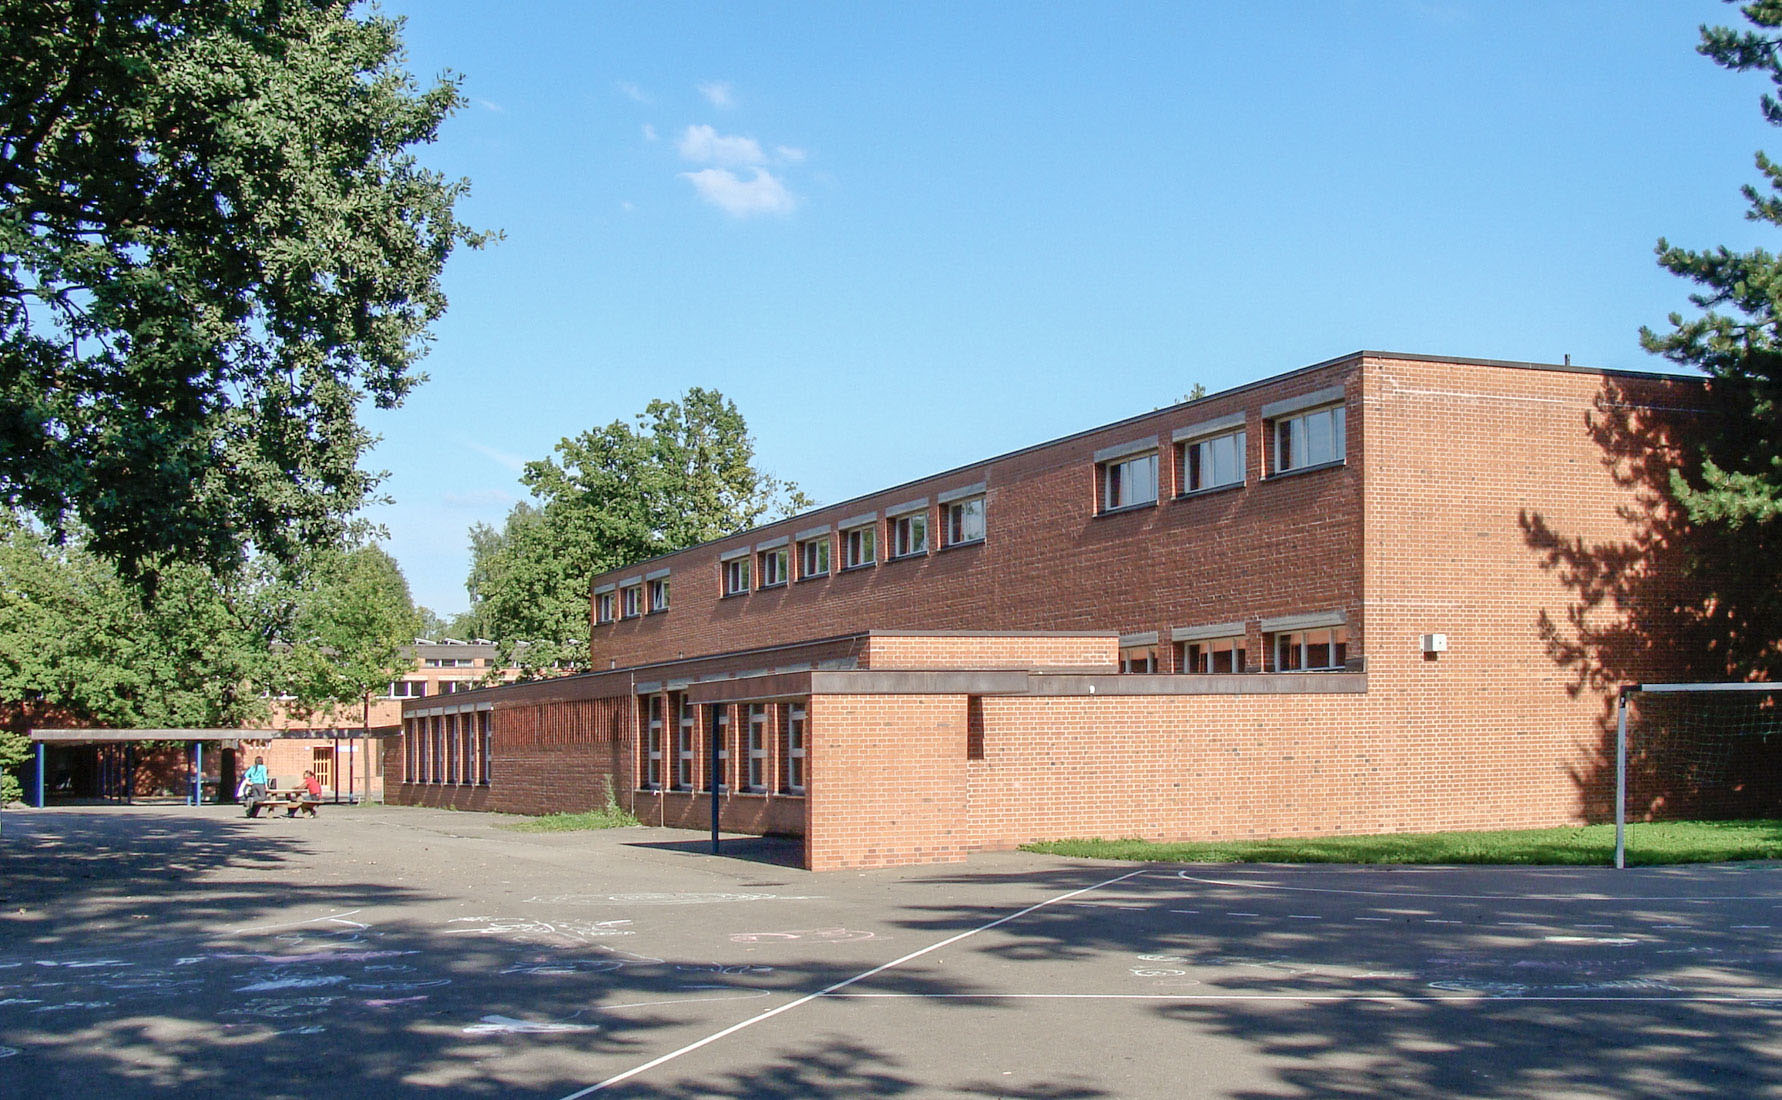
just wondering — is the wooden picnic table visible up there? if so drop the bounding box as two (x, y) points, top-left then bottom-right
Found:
(244, 789), (321, 818)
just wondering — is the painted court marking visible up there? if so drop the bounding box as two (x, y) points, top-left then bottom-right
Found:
(553, 867), (1151, 1098)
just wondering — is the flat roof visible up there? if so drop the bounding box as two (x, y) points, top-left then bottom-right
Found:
(30, 728), (393, 743)
(591, 349), (1704, 580)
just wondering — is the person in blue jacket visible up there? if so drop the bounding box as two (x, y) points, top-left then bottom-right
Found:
(242, 755), (270, 816)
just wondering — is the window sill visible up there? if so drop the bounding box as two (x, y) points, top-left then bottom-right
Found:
(885, 550), (928, 564)
(839, 562), (876, 573)
(1095, 500), (1159, 519)
(1265, 459), (1345, 481)
(757, 581), (787, 591)
(720, 590), (749, 600)
(646, 607), (668, 616)
(938, 537), (985, 553)
(795, 572), (830, 583)
(1175, 480), (1246, 502)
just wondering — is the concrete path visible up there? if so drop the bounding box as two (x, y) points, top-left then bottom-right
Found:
(2, 805), (1779, 1098)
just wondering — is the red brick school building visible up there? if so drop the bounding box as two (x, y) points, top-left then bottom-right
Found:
(390, 350), (1759, 869)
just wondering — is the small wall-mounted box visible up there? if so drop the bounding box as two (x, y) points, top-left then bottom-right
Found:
(1421, 633), (1449, 654)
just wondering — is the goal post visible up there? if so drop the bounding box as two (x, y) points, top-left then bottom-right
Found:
(1614, 681), (1782, 869)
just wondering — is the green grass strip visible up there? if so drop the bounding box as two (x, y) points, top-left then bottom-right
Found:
(1023, 819), (1782, 867)
(504, 805), (642, 832)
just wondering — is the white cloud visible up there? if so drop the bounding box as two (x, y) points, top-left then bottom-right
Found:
(641, 123), (657, 142)
(677, 124), (764, 167)
(680, 167), (797, 217)
(464, 440), (528, 472)
(617, 81), (650, 103)
(442, 488), (519, 510)
(474, 98), (505, 114)
(775, 145), (807, 164)
(697, 81), (735, 109)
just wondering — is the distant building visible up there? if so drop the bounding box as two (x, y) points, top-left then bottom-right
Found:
(391, 351), (1773, 869)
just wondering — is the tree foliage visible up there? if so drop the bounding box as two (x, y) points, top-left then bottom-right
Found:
(471, 389), (810, 673)
(0, 517), (420, 796)
(1642, 1), (1782, 529)
(269, 543), (420, 720)
(0, 0), (489, 580)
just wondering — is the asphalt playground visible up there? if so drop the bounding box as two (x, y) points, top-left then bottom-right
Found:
(2, 804), (1779, 1098)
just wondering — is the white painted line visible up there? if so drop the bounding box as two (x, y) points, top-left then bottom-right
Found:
(554, 868), (1150, 1098)
(1168, 909), (1199, 915)
(1229, 912), (1261, 917)
(1286, 915), (1322, 920)
(1354, 917), (1390, 922)
(1425, 919), (1462, 925)
(227, 909), (367, 935)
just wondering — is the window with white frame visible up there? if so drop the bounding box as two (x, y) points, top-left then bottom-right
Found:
(620, 584), (643, 618)
(843, 524), (876, 569)
(758, 546), (788, 588)
(783, 703), (806, 793)
(1271, 625), (1348, 671)
(459, 713), (475, 785)
(431, 715), (444, 784)
(722, 556), (751, 596)
(889, 510), (928, 559)
(1179, 635), (1247, 674)
(746, 703), (769, 791)
(943, 496), (985, 546)
(798, 535), (830, 579)
(1272, 404), (1346, 474)
(1119, 645), (1157, 673)
(387, 679), (427, 698)
(594, 590), (615, 624)
(479, 710), (493, 785)
(1100, 451), (1158, 512)
(675, 695), (695, 789)
(439, 680), (474, 694)
(1181, 428), (1246, 493)
(643, 694), (663, 789)
(705, 707), (729, 791)
(648, 577), (670, 612)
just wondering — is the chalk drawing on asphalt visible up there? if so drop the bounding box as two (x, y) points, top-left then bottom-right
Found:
(463, 1014), (599, 1035)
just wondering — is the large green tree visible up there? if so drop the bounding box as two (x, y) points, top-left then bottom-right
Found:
(1642, 1), (1782, 528)
(269, 542), (420, 721)
(0, 0), (489, 580)
(471, 389), (810, 672)
(0, 518), (421, 798)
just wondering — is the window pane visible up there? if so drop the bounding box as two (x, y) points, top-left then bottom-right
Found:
(1306, 409), (1333, 465)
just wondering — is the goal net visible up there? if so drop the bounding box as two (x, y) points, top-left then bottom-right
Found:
(1615, 682), (1782, 868)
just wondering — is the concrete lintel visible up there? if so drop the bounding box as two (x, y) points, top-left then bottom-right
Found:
(794, 525), (832, 542)
(644, 567), (671, 581)
(1171, 411), (1246, 443)
(1092, 435), (1159, 464)
(1260, 384), (1346, 420)
(937, 481), (987, 504)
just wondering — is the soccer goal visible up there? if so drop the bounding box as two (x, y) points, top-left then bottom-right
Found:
(1614, 681), (1782, 868)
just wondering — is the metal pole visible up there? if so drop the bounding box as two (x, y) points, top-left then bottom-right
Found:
(702, 709), (716, 852)
(192, 741), (203, 805)
(33, 742), (45, 807)
(1615, 688), (1630, 870)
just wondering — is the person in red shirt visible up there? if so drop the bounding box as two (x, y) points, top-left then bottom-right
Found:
(286, 769), (324, 817)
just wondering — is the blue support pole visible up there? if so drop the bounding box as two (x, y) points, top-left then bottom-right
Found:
(33, 742), (45, 807)
(191, 741), (203, 805)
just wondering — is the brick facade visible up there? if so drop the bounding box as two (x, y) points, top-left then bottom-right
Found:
(393, 351), (1780, 869)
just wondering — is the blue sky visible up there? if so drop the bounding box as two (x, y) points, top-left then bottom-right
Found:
(366, 0), (1771, 616)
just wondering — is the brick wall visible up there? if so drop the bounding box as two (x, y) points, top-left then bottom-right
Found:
(589, 359), (1365, 672)
(861, 633), (1118, 670)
